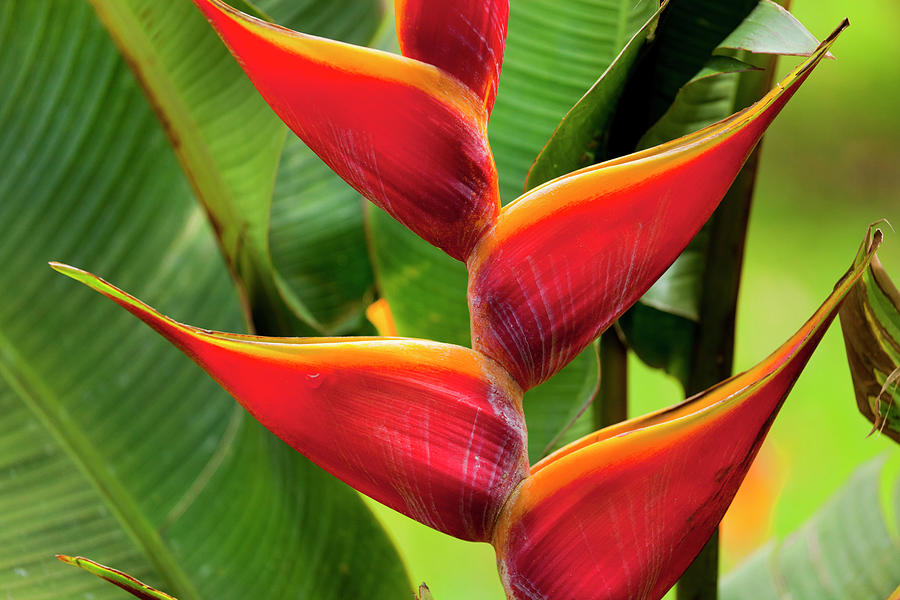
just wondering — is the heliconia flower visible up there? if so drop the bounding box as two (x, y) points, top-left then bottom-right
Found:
(490, 227), (880, 600)
(50, 263), (528, 542)
(467, 25), (845, 391)
(191, 0), (506, 261)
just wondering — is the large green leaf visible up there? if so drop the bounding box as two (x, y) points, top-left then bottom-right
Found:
(269, 135), (376, 336)
(606, 0), (759, 154)
(0, 3), (409, 599)
(250, 0), (385, 43)
(87, 0), (383, 336)
(492, 0), (660, 201)
(258, 0), (384, 336)
(367, 0), (657, 460)
(721, 456), (900, 600)
(525, 3), (665, 189)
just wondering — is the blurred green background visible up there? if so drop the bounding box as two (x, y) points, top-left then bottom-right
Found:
(365, 1), (900, 597)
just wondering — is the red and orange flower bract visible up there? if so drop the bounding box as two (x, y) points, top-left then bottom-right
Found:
(467, 44), (834, 389)
(50, 263), (528, 543)
(55, 1), (854, 598)
(191, 0), (502, 261)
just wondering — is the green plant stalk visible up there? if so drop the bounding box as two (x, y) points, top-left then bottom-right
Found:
(596, 329), (629, 428)
(675, 47), (782, 600)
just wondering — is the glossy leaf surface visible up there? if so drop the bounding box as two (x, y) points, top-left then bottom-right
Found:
(607, 0), (759, 153)
(395, 0), (508, 112)
(840, 243), (900, 442)
(58, 556), (178, 600)
(468, 29), (842, 390)
(193, 0), (498, 260)
(721, 456), (900, 600)
(719, 0), (825, 56)
(0, 3), (408, 598)
(524, 3), (666, 189)
(89, 0), (385, 335)
(54, 265), (529, 542)
(490, 0), (659, 201)
(492, 228), (880, 600)
(269, 134), (376, 334)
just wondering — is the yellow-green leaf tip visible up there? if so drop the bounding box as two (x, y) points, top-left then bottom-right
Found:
(49, 262), (97, 288)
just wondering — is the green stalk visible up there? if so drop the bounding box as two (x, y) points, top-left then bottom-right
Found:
(595, 329), (629, 428)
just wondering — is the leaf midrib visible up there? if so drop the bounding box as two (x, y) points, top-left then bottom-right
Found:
(0, 328), (205, 600)
(86, 0), (281, 265)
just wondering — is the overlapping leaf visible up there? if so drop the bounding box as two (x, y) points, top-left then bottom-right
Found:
(0, 3), (409, 598)
(840, 239), (900, 442)
(525, 3), (667, 189)
(625, 1), (828, 369)
(721, 456), (900, 600)
(606, 0), (759, 154)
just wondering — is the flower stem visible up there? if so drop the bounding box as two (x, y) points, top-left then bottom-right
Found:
(595, 329), (629, 428)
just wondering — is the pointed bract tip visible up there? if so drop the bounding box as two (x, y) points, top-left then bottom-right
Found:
(55, 554), (76, 565)
(821, 18), (849, 49)
(49, 261), (77, 275)
(49, 262), (108, 292)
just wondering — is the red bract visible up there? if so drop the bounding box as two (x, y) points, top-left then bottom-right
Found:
(50, 264), (528, 542)
(192, 0), (501, 261)
(467, 29), (842, 390)
(492, 230), (880, 599)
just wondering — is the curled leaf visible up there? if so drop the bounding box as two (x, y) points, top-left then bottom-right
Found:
(718, 0), (830, 57)
(395, 0), (508, 113)
(51, 263), (528, 542)
(491, 227), (880, 600)
(840, 226), (900, 443)
(192, 0), (500, 260)
(57, 555), (177, 600)
(468, 24), (846, 390)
